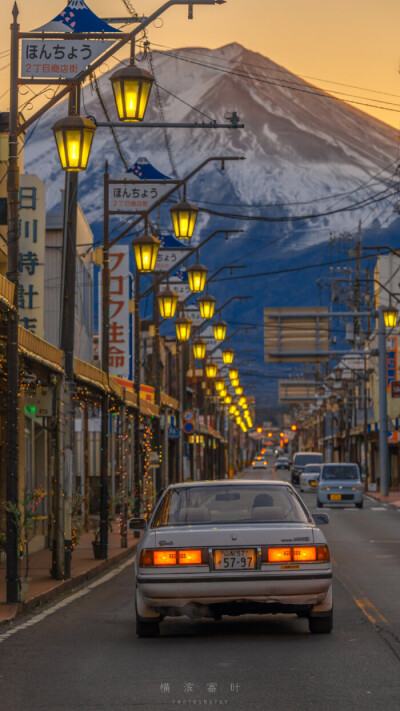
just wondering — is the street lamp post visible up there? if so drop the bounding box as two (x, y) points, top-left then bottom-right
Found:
(378, 306), (390, 497)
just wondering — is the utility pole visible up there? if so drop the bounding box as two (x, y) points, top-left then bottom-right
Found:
(99, 164), (110, 558)
(6, 3), (21, 602)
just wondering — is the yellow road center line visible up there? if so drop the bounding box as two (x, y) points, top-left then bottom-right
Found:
(332, 557), (389, 627)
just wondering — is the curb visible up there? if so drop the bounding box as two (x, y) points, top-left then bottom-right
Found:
(0, 544), (137, 627)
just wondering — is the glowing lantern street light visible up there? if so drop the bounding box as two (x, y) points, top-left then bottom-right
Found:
(219, 387), (228, 399)
(214, 377), (225, 392)
(175, 317), (192, 342)
(231, 377), (240, 388)
(158, 288), (178, 319)
(222, 348), (234, 365)
(229, 367), (239, 381)
(52, 115), (97, 171)
(213, 320), (228, 341)
(198, 294), (216, 320)
(383, 307), (398, 329)
(235, 386), (243, 396)
(229, 404), (236, 416)
(205, 361), (218, 379)
(224, 394), (232, 404)
(132, 233), (160, 273)
(238, 396), (246, 407)
(193, 338), (207, 359)
(170, 188), (199, 239)
(186, 264), (208, 293)
(110, 64), (154, 122)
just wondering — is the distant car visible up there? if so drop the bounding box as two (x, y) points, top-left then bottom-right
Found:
(300, 464), (321, 492)
(317, 463), (363, 508)
(252, 456), (267, 469)
(292, 452), (324, 485)
(130, 480), (333, 637)
(275, 457), (290, 470)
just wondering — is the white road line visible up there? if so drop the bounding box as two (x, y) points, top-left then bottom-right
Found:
(370, 507), (388, 511)
(0, 556), (135, 645)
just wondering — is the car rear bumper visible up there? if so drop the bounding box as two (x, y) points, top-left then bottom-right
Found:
(318, 490), (363, 504)
(137, 571), (332, 610)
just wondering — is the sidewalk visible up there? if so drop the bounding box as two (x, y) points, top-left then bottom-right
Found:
(0, 528), (139, 627)
(365, 488), (400, 507)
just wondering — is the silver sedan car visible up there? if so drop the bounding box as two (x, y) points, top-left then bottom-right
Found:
(130, 480), (332, 637)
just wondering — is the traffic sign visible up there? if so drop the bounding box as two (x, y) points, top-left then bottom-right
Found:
(183, 410), (195, 422)
(168, 424), (180, 439)
(183, 422), (195, 435)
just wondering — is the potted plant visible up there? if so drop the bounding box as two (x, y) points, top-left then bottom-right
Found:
(91, 526), (103, 559)
(5, 488), (45, 601)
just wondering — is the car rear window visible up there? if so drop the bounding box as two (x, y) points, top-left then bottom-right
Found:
(321, 465), (359, 481)
(152, 485), (311, 527)
(294, 453), (323, 467)
(304, 465), (321, 473)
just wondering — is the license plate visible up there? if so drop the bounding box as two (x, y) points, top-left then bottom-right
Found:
(310, 480), (317, 487)
(214, 548), (257, 570)
(329, 494), (342, 500)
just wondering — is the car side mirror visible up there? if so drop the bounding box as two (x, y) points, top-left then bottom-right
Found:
(312, 513), (329, 525)
(128, 517), (147, 531)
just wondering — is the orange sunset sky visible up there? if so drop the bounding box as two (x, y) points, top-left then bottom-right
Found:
(1, 0), (400, 130)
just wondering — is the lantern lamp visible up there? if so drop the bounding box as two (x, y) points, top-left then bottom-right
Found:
(110, 64), (154, 122)
(158, 288), (178, 319)
(235, 415), (242, 424)
(229, 404), (236, 415)
(193, 338), (207, 359)
(383, 307), (398, 329)
(229, 367), (239, 381)
(186, 264), (208, 293)
(198, 294), (216, 320)
(170, 198), (199, 240)
(175, 317), (192, 342)
(214, 377), (225, 392)
(52, 115), (97, 171)
(205, 362), (218, 379)
(224, 394), (232, 404)
(239, 396), (246, 407)
(235, 386), (243, 396)
(222, 348), (234, 365)
(231, 377), (240, 388)
(219, 387), (228, 398)
(132, 233), (160, 273)
(213, 320), (228, 341)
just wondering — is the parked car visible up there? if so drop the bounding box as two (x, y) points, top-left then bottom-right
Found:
(252, 456), (267, 469)
(317, 463), (363, 508)
(300, 464), (322, 492)
(291, 452), (324, 485)
(275, 457), (290, 470)
(130, 480), (333, 637)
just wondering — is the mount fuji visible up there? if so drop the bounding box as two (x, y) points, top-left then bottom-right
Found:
(24, 43), (400, 409)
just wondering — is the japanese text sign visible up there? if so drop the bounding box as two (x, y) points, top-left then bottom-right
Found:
(108, 179), (173, 214)
(99, 246), (132, 379)
(21, 39), (114, 79)
(19, 175), (46, 337)
(386, 336), (398, 390)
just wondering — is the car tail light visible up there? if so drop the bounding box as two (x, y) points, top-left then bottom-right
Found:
(140, 548), (208, 566)
(292, 546), (316, 562)
(267, 547), (292, 563)
(153, 550), (177, 566)
(261, 545), (330, 564)
(178, 549), (204, 565)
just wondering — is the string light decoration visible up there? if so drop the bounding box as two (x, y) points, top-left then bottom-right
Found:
(142, 422), (154, 519)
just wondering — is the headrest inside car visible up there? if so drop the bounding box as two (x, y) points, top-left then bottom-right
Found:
(178, 507), (210, 522)
(251, 506), (283, 521)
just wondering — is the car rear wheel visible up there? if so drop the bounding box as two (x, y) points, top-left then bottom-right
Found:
(356, 500), (363, 509)
(309, 610), (333, 634)
(316, 498), (323, 508)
